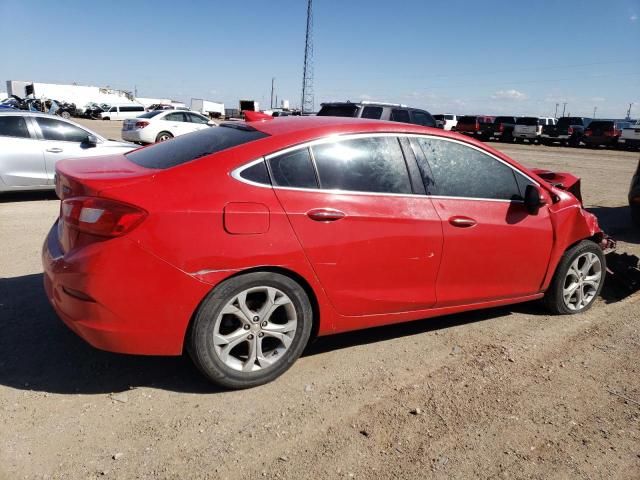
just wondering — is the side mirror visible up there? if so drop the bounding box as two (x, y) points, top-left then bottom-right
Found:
(83, 135), (99, 148)
(524, 184), (544, 214)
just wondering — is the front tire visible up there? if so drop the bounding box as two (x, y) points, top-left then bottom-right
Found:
(188, 272), (313, 389)
(544, 240), (605, 315)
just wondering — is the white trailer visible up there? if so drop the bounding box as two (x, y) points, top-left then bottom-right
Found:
(191, 98), (225, 117)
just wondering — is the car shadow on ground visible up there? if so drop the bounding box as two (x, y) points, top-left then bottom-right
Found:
(0, 273), (553, 395)
(588, 205), (639, 245)
(0, 190), (58, 203)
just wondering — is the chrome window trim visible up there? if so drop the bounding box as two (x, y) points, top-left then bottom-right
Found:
(230, 132), (539, 201)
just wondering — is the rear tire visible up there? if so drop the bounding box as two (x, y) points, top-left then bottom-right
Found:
(543, 240), (605, 315)
(188, 272), (313, 389)
(155, 131), (174, 142)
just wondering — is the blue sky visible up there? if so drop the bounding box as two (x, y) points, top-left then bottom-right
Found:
(1, 0), (638, 117)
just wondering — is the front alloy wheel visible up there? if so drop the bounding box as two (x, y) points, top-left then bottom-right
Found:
(188, 272), (312, 389)
(562, 252), (602, 311)
(544, 240), (605, 314)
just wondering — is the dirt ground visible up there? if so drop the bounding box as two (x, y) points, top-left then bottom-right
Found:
(1, 128), (639, 479)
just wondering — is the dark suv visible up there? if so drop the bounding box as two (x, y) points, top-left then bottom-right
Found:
(541, 117), (592, 147)
(583, 120), (632, 148)
(317, 101), (435, 127)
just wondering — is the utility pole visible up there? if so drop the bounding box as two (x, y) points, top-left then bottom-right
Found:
(626, 103), (634, 120)
(562, 102), (567, 117)
(554, 103), (559, 118)
(593, 106), (597, 118)
(301, 0), (314, 114)
(270, 77), (275, 109)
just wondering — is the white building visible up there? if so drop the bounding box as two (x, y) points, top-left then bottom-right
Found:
(6, 80), (141, 109)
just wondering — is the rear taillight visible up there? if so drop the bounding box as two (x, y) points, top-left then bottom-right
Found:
(475, 121), (480, 131)
(499, 123), (504, 132)
(585, 129), (592, 136)
(135, 121), (149, 129)
(61, 197), (147, 237)
(568, 127), (574, 135)
(605, 128), (620, 137)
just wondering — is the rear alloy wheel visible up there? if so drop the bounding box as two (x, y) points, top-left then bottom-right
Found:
(156, 131), (174, 142)
(188, 272), (313, 389)
(544, 240), (605, 314)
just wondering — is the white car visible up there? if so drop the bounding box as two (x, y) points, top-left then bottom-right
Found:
(0, 111), (135, 192)
(434, 114), (459, 130)
(619, 120), (640, 150)
(121, 110), (215, 144)
(100, 104), (146, 120)
(514, 116), (556, 143)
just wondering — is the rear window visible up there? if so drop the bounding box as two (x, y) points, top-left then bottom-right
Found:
(516, 117), (538, 126)
(138, 111), (164, 119)
(557, 117), (584, 128)
(457, 116), (477, 125)
(495, 116), (515, 123)
(126, 124), (269, 169)
(317, 104), (359, 117)
(588, 121), (614, 129)
(433, 115), (444, 121)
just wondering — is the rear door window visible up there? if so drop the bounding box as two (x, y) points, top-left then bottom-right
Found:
(414, 137), (521, 200)
(36, 117), (90, 142)
(360, 106), (383, 119)
(164, 112), (187, 122)
(311, 136), (412, 194)
(126, 124), (269, 169)
(0, 116), (31, 138)
(411, 111), (435, 127)
(268, 148), (318, 189)
(390, 109), (411, 123)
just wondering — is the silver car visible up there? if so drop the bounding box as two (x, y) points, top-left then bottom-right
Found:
(0, 111), (136, 192)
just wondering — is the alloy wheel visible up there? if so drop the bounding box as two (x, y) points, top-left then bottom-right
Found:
(213, 286), (297, 372)
(562, 252), (602, 311)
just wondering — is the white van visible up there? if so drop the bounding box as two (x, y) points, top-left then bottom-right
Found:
(100, 104), (146, 121)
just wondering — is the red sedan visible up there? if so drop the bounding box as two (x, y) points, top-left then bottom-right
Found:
(43, 116), (607, 388)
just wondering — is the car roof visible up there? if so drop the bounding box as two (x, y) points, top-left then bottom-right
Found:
(235, 116), (459, 148)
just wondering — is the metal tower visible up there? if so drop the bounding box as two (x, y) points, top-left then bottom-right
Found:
(301, 0), (314, 114)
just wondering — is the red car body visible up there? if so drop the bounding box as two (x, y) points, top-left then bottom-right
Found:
(43, 117), (605, 356)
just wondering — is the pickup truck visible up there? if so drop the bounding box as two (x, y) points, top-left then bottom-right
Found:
(483, 116), (517, 142)
(619, 120), (640, 150)
(540, 117), (592, 147)
(456, 115), (495, 139)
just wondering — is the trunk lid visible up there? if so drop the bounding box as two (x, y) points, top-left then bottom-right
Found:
(55, 154), (156, 199)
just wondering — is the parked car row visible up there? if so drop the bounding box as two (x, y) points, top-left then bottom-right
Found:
(437, 113), (637, 149)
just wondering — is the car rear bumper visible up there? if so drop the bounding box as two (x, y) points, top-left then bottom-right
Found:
(121, 129), (147, 143)
(42, 221), (211, 355)
(619, 138), (640, 147)
(540, 134), (569, 141)
(583, 136), (617, 146)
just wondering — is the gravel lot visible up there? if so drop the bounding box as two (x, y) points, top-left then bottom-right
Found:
(1, 123), (639, 479)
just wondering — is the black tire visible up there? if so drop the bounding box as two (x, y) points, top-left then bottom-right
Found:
(568, 136), (580, 148)
(516, 138), (524, 144)
(188, 272), (313, 389)
(60, 111), (71, 119)
(631, 205), (640, 227)
(155, 131), (173, 142)
(102, 117), (110, 121)
(543, 240), (605, 315)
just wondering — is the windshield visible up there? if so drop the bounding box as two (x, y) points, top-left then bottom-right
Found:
(126, 124), (269, 169)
